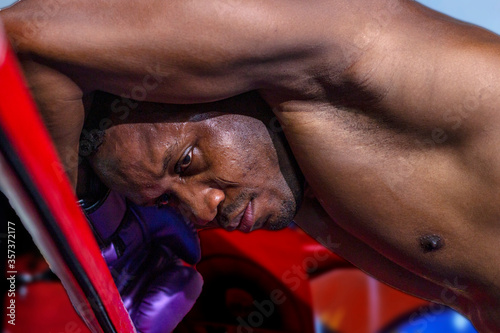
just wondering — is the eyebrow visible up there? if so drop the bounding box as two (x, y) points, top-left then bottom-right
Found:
(160, 141), (179, 177)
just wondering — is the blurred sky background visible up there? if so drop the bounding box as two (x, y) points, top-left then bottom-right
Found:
(1, 0), (499, 34)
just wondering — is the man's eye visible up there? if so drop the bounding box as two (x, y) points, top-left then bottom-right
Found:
(175, 148), (193, 174)
(156, 193), (171, 207)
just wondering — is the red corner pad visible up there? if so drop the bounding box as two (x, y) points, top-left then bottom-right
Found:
(0, 28), (135, 333)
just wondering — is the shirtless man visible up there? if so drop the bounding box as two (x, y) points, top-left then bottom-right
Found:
(2, 0), (500, 331)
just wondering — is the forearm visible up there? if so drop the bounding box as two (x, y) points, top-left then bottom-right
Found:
(18, 56), (84, 188)
(1, 0), (348, 103)
(1, 0), (273, 102)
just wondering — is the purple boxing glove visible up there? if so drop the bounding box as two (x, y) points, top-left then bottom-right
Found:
(81, 190), (203, 333)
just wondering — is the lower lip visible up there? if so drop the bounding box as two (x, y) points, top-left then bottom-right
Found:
(238, 201), (255, 232)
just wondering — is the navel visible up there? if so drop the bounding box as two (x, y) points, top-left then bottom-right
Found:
(419, 234), (444, 253)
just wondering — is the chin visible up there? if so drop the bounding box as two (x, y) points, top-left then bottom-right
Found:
(265, 216), (294, 231)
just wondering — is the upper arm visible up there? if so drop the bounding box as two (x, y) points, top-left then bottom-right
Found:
(346, 0), (500, 132)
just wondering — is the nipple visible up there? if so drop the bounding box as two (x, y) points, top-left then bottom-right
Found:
(419, 234), (444, 253)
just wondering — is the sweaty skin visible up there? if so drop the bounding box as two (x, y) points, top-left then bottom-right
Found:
(3, 0), (500, 330)
(83, 91), (304, 232)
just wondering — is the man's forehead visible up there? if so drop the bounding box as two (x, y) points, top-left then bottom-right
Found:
(101, 124), (179, 172)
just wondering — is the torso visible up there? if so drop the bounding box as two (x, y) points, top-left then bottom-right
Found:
(269, 83), (500, 328)
(264, 5), (500, 323)
(256, 2), (500, 317)
(278, 99), (500, 282)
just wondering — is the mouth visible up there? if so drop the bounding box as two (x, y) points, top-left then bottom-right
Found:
(227, 200), (255, 232)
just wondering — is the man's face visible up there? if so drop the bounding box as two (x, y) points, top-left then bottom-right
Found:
(88, 93), (303, 232)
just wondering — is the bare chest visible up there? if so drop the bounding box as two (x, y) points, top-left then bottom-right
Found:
(276, 102), (500, 284)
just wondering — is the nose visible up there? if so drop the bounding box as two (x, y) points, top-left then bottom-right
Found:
(176, 186), (225, 224)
